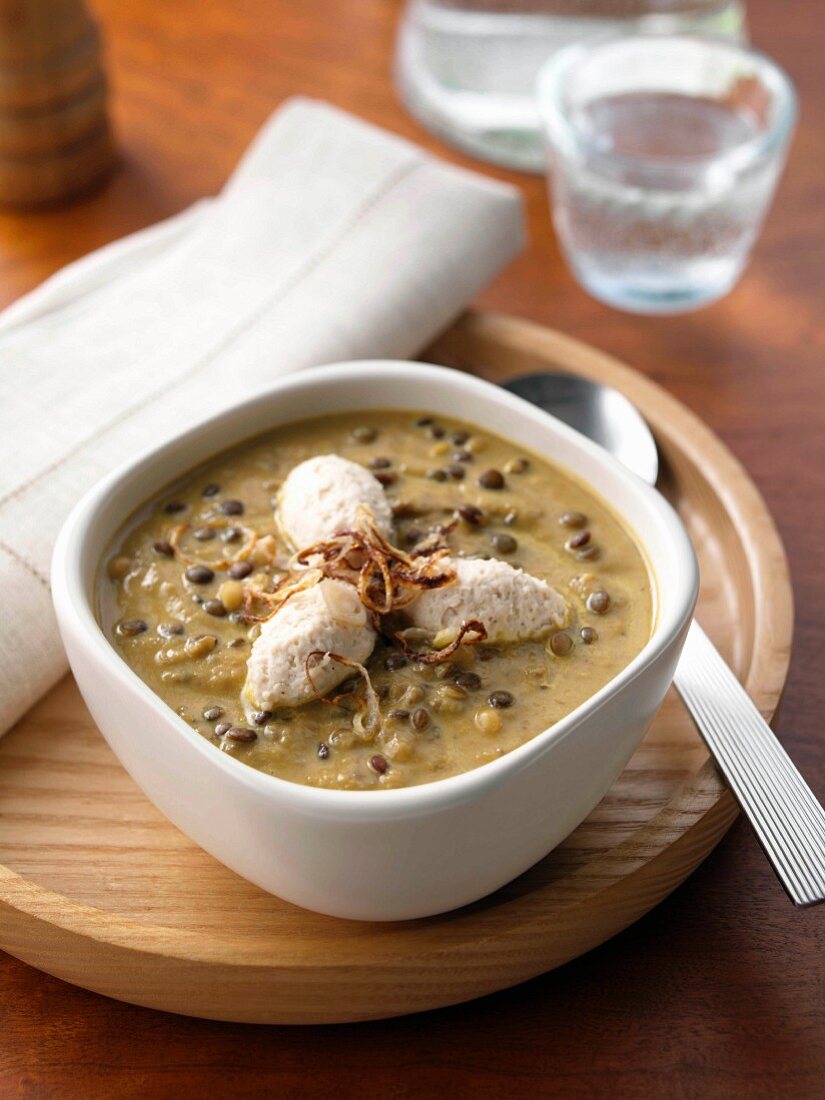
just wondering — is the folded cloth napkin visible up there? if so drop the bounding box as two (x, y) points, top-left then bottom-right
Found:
(0, 97), (523, 736)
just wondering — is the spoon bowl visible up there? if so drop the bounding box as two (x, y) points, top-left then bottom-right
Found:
(504, 370), (659, 486)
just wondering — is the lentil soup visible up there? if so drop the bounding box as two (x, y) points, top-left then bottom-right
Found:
(99, 411), (654, 790)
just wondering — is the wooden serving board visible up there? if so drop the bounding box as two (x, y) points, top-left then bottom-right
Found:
(0, 311), (793, 1024)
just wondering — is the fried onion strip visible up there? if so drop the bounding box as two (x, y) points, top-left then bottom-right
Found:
(393, 619), (488, 664)
(305, 650), (380, 735)
(240, 568), (322, 623)
(293, 505), (456, 616)
(169, 517), (259, 571)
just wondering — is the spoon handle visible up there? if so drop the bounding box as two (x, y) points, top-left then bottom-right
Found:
(674, 621), (825, 907)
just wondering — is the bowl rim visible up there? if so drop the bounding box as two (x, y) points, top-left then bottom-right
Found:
(51, 359), (698, 821)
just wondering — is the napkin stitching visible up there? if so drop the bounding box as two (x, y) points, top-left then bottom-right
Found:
(0, 539), (49, 589)
(0, 157), (424, 519)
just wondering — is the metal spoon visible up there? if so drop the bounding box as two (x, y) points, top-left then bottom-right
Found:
(505, 370), (825, 907)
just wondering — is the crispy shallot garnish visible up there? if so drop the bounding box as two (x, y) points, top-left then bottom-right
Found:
(305, 651), (380, 736)
(294, 506), (456, 615)
(240, 568), (322, 623)
(393, 619), (488, 665)
(409, 518), (458, 557)
(169, 517), (259, 571)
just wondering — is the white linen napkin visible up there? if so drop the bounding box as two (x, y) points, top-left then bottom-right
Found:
(0, 97), (524, 736)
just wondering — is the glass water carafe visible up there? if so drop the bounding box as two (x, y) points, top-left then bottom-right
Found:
(395, 1), (747, 171)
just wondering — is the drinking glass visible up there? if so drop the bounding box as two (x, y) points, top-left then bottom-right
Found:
(395, 2), (746, 171)
(536, 35), (796, 313)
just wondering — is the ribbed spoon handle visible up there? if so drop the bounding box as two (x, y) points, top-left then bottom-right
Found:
(674, 622), (825, 906)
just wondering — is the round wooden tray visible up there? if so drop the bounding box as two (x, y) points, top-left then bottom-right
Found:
(0, 311), (793, 1024)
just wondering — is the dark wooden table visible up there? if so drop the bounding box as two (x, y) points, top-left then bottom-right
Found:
(1, 1), (822, 1096)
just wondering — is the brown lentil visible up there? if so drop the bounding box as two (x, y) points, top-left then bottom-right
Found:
(163, 501), (186, 514)
(426, 468), (447, 482)
(193, 526), (216, 541)
(352, 425), (377, 443)
(565, 529), (591, 550)
(374, 471), (397, 487)
(587, 589), (612, 615)
(488, 690), (514, 708)
(117, 618), (147, 636)
(228, 560), (253, 580)
(219, 499), (245, 516)
(550, 631), (574, 657)
(453, 448), (473, 463)
(446, 463), (466, 480)
(576, 544), (601, 561)
(454, 671), (482, 691)
(368, 456), (392, 469)
(490, 532), (518, 554)
(225, 727), (257, 743)
(222, 526), (243, 543)
(317, 743), (330, 759)
(202, 483), (220, 497)
(580, 626), (599, 645)
(251, 710), (272, 726)
(450, 430), (470, 445)
(457, 503), (485, 525)
(214, 721), (231, 736)
(370, 753), (389, 774)
(559, 510), (587, 528)
(185, 565), (214, 584)
(440, 683), (468, 700)
(479, 468), (505, 490)
(203, 598), (226, 617)
(412, 707), (430, 730)
(388, 708), (410, 721)
(203, 706), (223, 721)
(153, 540), (175, 558)
(158, 622), (184, 637)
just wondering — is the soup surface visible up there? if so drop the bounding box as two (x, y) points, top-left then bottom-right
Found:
(100, 411), (654, 790)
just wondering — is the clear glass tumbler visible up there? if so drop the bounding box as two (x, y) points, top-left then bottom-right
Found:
(537, 35), (796, 313)
(395, 2), (747, 172)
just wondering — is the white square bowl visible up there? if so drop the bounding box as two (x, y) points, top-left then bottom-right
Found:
(52, 361), (698, 920)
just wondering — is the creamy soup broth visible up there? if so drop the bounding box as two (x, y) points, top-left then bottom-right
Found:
(99, 411), (654, 790)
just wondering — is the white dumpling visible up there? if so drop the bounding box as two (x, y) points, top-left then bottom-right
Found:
(244, 579), (375, 711)
(406, 557), (568, 643)
(277, 454), (393, 550)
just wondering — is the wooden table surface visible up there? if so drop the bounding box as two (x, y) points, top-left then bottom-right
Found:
(0, 1), (822, 1096)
